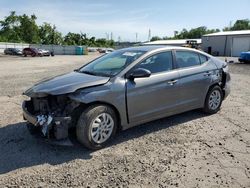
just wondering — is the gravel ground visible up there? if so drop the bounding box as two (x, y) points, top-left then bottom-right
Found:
(0, 55), (249, 188)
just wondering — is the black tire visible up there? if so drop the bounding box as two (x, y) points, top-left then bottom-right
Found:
(203, 85), (223, 114)
(76, 105), (118, 150)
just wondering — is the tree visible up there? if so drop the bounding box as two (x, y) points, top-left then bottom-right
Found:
(0, 11), (115, 47)
(223, 19), (250, 31)
(95, 38), (108, 47)
(0, 11), (21, 42)
(39, 23), (63, 45)
(88, 36), (96, 46)
(172, 27), (220, 39)
(18, 14), (40, 43)
(0, 12), (40, 43)
(63, 32), (83, 45)
(150, 36), (162, 41)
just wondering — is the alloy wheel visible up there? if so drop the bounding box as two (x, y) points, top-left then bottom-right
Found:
(90, 113), (114, 144)
(208, 90), (221, 110)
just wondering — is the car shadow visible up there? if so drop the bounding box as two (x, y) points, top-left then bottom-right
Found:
(0, 109), (206, 174)
(0, 122), (91, 174)
(110, 109), (206, 147)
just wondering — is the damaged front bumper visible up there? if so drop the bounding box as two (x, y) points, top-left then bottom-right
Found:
(22, 101), (74, 146)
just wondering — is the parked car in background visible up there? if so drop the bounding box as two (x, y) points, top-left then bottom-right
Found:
(22, 46), (230, 149)
(105, 48), (114, 54)
(239, 51), (250, 63)
(38, 49), (54, 56)
(97, 48), (105, 53)
(98, 48), (114, 54)
(88, 48), (97, 52)
(23, 48), (42, 57)
(4, 48), (23, 56)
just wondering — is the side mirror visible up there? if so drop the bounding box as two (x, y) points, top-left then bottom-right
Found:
(128, 68), (151, 79)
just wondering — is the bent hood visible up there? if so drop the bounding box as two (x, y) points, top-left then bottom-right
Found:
(24, 72), (110, 97)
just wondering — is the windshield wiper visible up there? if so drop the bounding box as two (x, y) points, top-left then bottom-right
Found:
(80, 70), (97, 76)
(74, 68), (80, 72)
(78, 70), (109, 77)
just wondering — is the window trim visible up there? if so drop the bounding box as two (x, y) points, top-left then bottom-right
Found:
(126, 50), (176, 76)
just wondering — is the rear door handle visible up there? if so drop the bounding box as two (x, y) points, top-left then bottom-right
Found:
(167, 79), (178, 85)
(204, 71), (212, 76)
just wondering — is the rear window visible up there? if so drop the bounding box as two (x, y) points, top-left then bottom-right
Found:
(176, 51), (200, 68)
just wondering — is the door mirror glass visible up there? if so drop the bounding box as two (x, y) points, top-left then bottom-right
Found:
(128, 68), (151, 79)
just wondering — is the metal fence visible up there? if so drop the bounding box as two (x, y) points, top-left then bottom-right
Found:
(0, 42), (87, 55)
(30, 44), (80, 55)
(0, 42), (29, 53)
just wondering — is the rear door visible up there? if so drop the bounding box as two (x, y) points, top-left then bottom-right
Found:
(126, 51), (180, 124)
(174, 50), (215, 109)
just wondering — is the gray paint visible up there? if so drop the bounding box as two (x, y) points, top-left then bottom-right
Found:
(24, 72), (110, 97)
(24, 46), (230, 130)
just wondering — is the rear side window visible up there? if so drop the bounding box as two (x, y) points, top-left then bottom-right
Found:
(199, 54), (209, 64)
(176, 51), (200, 68)
(137, 51), (173, 74)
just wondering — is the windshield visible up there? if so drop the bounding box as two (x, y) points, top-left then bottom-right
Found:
(79, 49), (146, 77)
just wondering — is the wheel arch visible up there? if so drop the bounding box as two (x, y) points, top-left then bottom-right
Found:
(209, 81), (227, 100)
(203, 84), (223, 114)
(74, 101), (122, 131)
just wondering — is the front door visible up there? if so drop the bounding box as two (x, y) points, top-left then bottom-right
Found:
(126, 51), (180, 124)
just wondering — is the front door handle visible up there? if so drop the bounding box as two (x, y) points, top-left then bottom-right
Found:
(167, 79), (178, 85)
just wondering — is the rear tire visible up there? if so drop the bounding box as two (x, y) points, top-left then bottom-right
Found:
(203, 85), (223, 114)
(76, 105), (118, 150)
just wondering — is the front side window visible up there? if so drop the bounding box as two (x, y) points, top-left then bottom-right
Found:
(176, 51), (200, 68)
(79, 50), (146, 77)
(135, 51), (173, 74)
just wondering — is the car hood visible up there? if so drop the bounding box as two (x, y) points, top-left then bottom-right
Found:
(24, 71), (110, 97)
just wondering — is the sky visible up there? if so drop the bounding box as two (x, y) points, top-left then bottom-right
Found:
(0, 0), (250, 42)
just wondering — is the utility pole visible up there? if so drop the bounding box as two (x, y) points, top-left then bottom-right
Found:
(135, 33), (138, 42)
(118, 36), (121, 43)
(105, 33), (109, 40)
(111, 32), (113, 41)
(229, 21), (232, 29)
(148, 29), (151, 42)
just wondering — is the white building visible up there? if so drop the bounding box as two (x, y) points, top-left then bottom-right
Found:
(143, 39), (202, 46)
(202, 30), (250, 57)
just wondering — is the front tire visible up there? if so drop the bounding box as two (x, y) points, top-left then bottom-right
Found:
(203, 85), (223, 114)
(76, 105), (118, 150)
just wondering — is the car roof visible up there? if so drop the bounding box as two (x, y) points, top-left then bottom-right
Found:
(120, 45), (200, 53)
